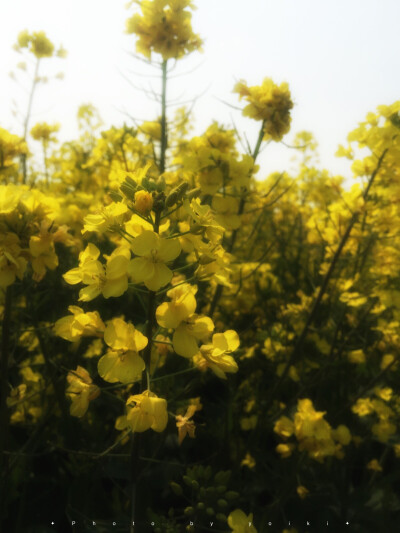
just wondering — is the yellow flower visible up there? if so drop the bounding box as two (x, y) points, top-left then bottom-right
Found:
(54, 306), (105, 342)
(332, 425), (352, 446)
(30, 31), (55, 58)
(233, 78), (293, 141)
(352, 398), (374, 417)
(156, 283), (214, 357)
(126, 0), (203, 60)
(0, 233), (27, 288)
(196, 330), (240, 379)
(371, 420), (396, 443)
(0, 129), (27, 170)
(66, 366), (100, 417)
(367, 459), (382, 472)
(15, 30), (56, 58)
(129, 230), (181, 291)
(293, 399), (336, 461)
(125, 390), (168, 433)
(294, 399), (331, 441)
(63, 244), (131, 301)
(83, 202), (129, 234)
(176, 404), (197, 445)
(347, 349), (366, 364)
(274, 416), (295, 439)
(241, 452), (256, 469)
(276, 443), (295, 458)
(29, 232), (58, 282)
(227, 509), (257, 533)
(30, 122), (59, 144)
(212, 196), (241, 230)
(97, 318), (147, 384)
(374, 387), (393, 402)
(184, 198), (225, 243)
(297, 485), (309, 499)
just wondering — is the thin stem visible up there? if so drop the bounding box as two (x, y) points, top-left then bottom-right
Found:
(130, 209), (161, 532)
(21, 57), (40, 184)
(209, 122), (265, 318)
(263, 148), (388, 412)
(160, 60), (168, 173)
(43, 142), (49, 186)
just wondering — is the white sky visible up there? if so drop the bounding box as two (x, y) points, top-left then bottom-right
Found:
(1, 0), (399, 179)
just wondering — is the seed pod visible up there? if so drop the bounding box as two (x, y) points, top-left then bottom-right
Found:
(109, 191), (123, 203)
(216, 485), (226, 494)
(205, 487), (216, 498)
(156, 177), (166, 192)
(170, 482), (183, 496)
(217, 499), (228, 508)
(187, 187), (201, 200)
(198, 254), (215, 265)
(125, 176), (137, 188)
(225, 491), (239, 500)
(184, 506), (194, 516)
(165, 191), (179, 207)
(216, 513), (227, 522)
(196, 502), (205, 511)
(152, 192), (166, 212)
(204, 466), (212, 480)
(191, 479), (200, 490)
(120, 183), (136, 201)
(183, 475), (192, 487)
(214, 471), (231, 485)
(206, 507), (214, 517)
(176, 181), (189, 198)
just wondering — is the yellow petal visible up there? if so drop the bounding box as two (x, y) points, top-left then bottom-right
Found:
(173, 325), (199, 358)
(158, 237), (181, 262)
(79, 284), (102, 302)
(102, 276), (128, 298)
(106, 255), (130, 280)
(145, 262), (172, 291)
(63, 267), (82, 285)
(131, 230), (159, 257)
(130, 257), (154, 283)
(98, 350), (144, 384)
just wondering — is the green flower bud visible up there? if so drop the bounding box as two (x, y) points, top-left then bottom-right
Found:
(170, 482), (183, 496)
(183, 475), (192, 487)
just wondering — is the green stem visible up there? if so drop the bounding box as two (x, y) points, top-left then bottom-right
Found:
(43, 142), (49, 186)
(130, 209), (161, 532)
(209, 122), (265, 318)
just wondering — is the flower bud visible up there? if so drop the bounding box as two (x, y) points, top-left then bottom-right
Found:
(133, 190), (153, 215)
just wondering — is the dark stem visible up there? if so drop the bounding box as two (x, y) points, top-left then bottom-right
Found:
(130, 209), (161, 530)
(209, 121), (265, 318)
(264, 148), (388, 413)
(0, 286), (12, 530)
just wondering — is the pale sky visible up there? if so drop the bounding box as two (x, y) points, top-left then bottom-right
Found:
(1, 0), (399, 179)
